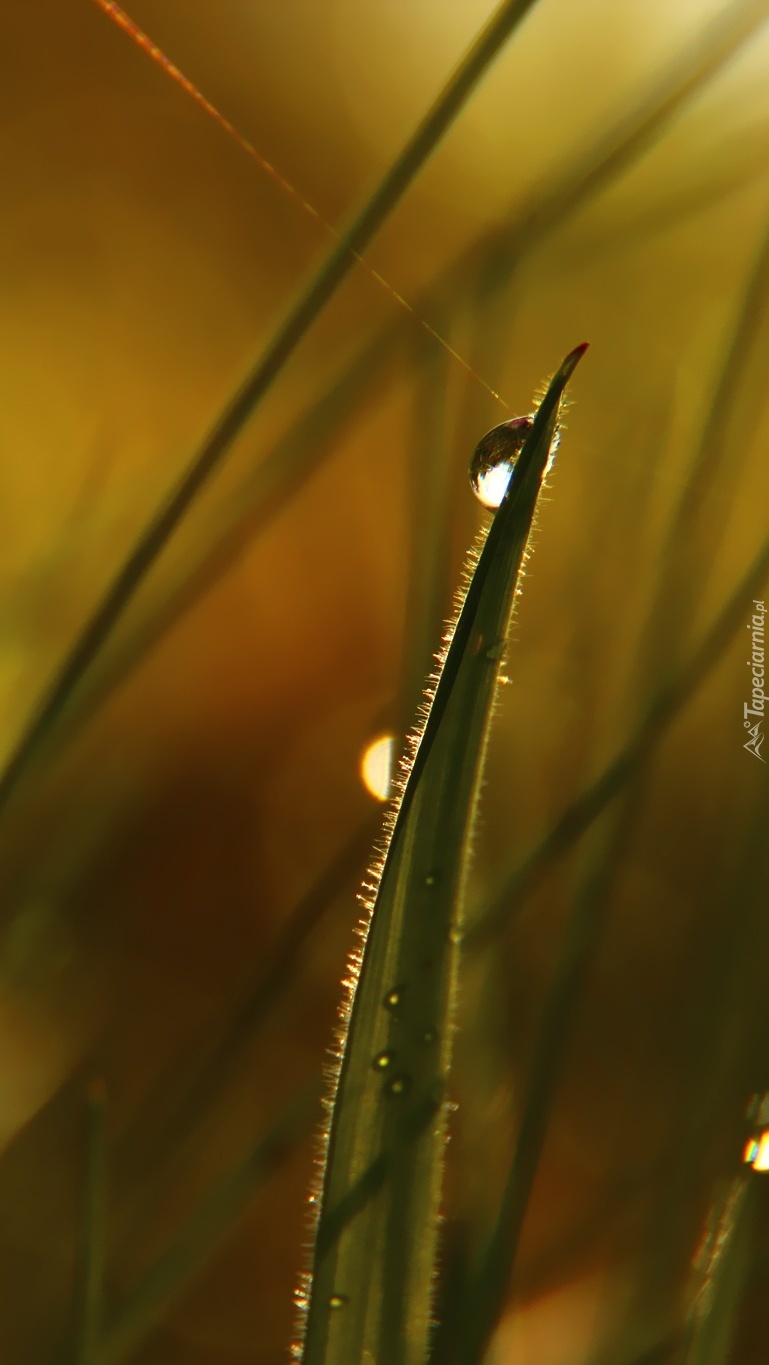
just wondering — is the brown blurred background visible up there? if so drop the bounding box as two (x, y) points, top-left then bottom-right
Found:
(1, 1), (769, 1361)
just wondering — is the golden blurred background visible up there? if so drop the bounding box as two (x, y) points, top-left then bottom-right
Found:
(1, 0), (769, 1361)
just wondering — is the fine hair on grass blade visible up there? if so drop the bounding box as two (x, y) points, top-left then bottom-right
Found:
(0, 0), (541, 823)
(297, 344), (587, 1365)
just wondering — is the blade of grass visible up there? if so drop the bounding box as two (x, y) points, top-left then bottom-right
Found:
(298, 345), (586, 1365)
(685, 1175), (757, 1365)
(0, 0), (542, 822)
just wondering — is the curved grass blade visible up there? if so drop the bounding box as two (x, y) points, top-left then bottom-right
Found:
(298, 344), (587, 1365)
(0, 0), (541, 822)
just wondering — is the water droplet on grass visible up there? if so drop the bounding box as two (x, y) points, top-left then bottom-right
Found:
(383, 986), (404, 1010)
(328, 1293), (349, 1310)
(386, 1073), (412, 1096)
(372, 1050), (395, 1070)
(470, 415), (532, 508)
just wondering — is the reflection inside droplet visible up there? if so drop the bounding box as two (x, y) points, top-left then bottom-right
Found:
(469, 414), (561, 509)
(469, 415), (532, 508)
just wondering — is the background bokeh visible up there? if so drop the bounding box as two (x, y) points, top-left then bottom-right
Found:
(1, 1), (769, 1361)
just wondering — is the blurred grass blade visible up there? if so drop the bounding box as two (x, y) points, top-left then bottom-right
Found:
(74, 1080), (108, 1365)
(115, 812), (378, 1206)
(469, 521), (769, 951)
(685, 1175), (756, 1365)
(8, 0), (763, 798)
(0, 0), (541, 821)
(459, 789), (641, 1365)
(299, 344), (587, 1365)
(487, 0), (769, 267)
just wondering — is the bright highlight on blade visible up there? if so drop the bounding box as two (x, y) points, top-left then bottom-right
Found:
(91, 0), (508, 411)
(360, 734), (395, 801)
(744, 1130), (769, 1171)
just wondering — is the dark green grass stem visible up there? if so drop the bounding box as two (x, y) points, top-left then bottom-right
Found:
(0, 0), (541, 823)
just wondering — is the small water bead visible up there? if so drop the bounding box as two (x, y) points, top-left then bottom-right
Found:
(386, 1073), (412, 1097)
(372, 1049), (396, 1071)
(469, 415), (532, 509)
(383, 986), (405, 1010)
(422, 1029), (437, 1045)
(424, 870), (440, 887)
(328, 1293), (349, 1310)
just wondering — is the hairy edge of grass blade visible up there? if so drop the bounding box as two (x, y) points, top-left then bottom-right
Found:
(0, 0), (540, 821)
(297, 345), (587, 1365)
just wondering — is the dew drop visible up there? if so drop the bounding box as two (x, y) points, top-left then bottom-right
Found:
(469, 416), (532, 509)
(383, 986), (404, 1010)
(422, 1029), (437, 1045)
(386, 1073), (412, 1097)
(372, 1049), (396, 1071)
(328, 1293), (349, 1310)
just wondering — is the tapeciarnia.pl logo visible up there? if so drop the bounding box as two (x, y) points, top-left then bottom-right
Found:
(744, 599), (767, 763)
